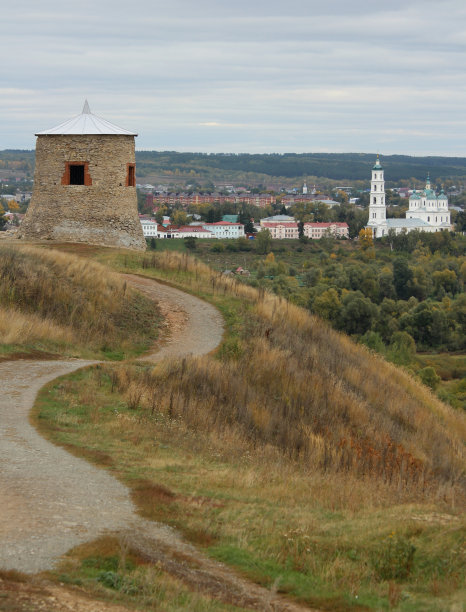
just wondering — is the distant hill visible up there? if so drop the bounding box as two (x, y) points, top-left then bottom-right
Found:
(2, 150), (466, 185)
(132, 151), (466, 184)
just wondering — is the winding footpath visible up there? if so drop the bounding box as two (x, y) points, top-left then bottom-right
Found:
(0, 274), (312, 611)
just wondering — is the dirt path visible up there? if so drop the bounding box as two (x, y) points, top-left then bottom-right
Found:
(0, 275), (313, 611)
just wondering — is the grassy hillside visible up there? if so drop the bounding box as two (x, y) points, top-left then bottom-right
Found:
(33, 247), (465, 611)
(0, 244), (161, 360)
(147, 234), (466, 409)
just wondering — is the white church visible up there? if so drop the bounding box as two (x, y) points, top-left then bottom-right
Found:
(367, 156), (451, 238)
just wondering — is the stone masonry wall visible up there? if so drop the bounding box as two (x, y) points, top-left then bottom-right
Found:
(19, 135), (146, 250)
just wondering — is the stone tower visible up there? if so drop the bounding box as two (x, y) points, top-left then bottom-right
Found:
(19, 101), (146, 250)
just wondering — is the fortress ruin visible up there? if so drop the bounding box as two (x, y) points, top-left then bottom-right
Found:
(19, 101), (146, 250)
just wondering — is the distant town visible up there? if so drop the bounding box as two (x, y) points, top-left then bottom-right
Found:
(1, 152), (465, 240)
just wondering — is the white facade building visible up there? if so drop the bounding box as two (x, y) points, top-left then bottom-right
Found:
(259, 215), (349, 239)
(140, 219), (159, 237)
(367, 157), (451, 238)
(201, 221), (245, 238)
(303, 222), (349, 239)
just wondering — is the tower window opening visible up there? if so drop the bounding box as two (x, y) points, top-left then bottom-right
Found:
(373, 197), (376, 204)
(126, 163), (136, 187)
(61, 161), (91, 186)
(69, 165), (85, 185)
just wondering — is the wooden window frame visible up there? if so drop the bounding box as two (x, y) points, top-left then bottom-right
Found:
(126, 163), (136, 187)
(61, 161), (92, 186)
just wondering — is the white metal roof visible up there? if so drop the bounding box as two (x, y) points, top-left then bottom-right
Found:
(36, 101), (137, 136)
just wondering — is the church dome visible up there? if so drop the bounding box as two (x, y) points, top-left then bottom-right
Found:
(372, 154), (382, 170)
(438, 189), (448, 200)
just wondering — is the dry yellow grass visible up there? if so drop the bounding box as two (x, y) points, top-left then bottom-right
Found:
(0, 306), (74, 345)
(106, 250), (465, 501)
(27, 246), (465, 610)
(0, 244), (160, 356)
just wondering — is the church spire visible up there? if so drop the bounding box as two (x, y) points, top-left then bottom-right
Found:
(373, 154), (382, 170)
(426, 172), (431, 190)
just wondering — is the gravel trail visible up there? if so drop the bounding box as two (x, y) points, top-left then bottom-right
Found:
(0, 276), (222, 574)
(0, 275), (313, 610)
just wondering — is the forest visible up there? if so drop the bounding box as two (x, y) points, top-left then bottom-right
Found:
(2, 149), (466, 185)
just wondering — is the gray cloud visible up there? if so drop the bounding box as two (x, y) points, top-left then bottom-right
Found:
(1, 0), (465, 154)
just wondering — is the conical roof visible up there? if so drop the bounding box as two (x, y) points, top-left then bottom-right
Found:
(36, 101), (137, 136)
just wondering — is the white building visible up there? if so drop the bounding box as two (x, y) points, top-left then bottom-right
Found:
(140, 219), (159, 237)
(177, 226), (213, 239)
(303, 222), (349, 239)
(261, 221), (300, 239)
(367, 156), (451, 238)
(201, 221), (245, 239)
(259, 215), (349, 239)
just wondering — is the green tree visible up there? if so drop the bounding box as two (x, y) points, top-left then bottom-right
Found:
(360, 331), (385, 353)
(312, 288), (342, 322)
(378, 268), (396, 300)
(184, 236), (197, 250)
(418, 367), (441, 390)
(340, 292), (378, 335)
(171, 210), (188, 226)
(387, 331), (416, 365)
(244, 219), (256, 234)
(335, 190), (349, 205)
(0, 203), (6, 230)
(255, 229), (272, 255)
(432, 269), (458, 296)
(393, 258), (413, 300)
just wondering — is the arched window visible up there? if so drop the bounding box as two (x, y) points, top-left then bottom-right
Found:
(373, 197), (376, 204)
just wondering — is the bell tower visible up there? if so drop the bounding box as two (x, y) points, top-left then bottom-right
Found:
(367, 155), (386, 228)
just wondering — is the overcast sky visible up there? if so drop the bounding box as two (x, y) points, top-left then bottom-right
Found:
(1, 0), (465, 154)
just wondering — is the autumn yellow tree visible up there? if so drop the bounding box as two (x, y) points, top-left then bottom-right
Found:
(171, 210), (189, 226)
(7, 200), (20, 212)
(358, 227), (374, 250)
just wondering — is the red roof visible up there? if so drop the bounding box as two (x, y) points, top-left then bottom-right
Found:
(178, 226), (212, 233)
(261, 222), (299, 228)
(203, 221), (242, 226)
(303, 222), (348, 228)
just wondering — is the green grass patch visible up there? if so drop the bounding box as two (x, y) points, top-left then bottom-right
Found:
(33, 365), (466, 611)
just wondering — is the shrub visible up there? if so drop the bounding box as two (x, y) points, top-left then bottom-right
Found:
(418, 367), (441, 390)
(372, 535), (416, 581)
